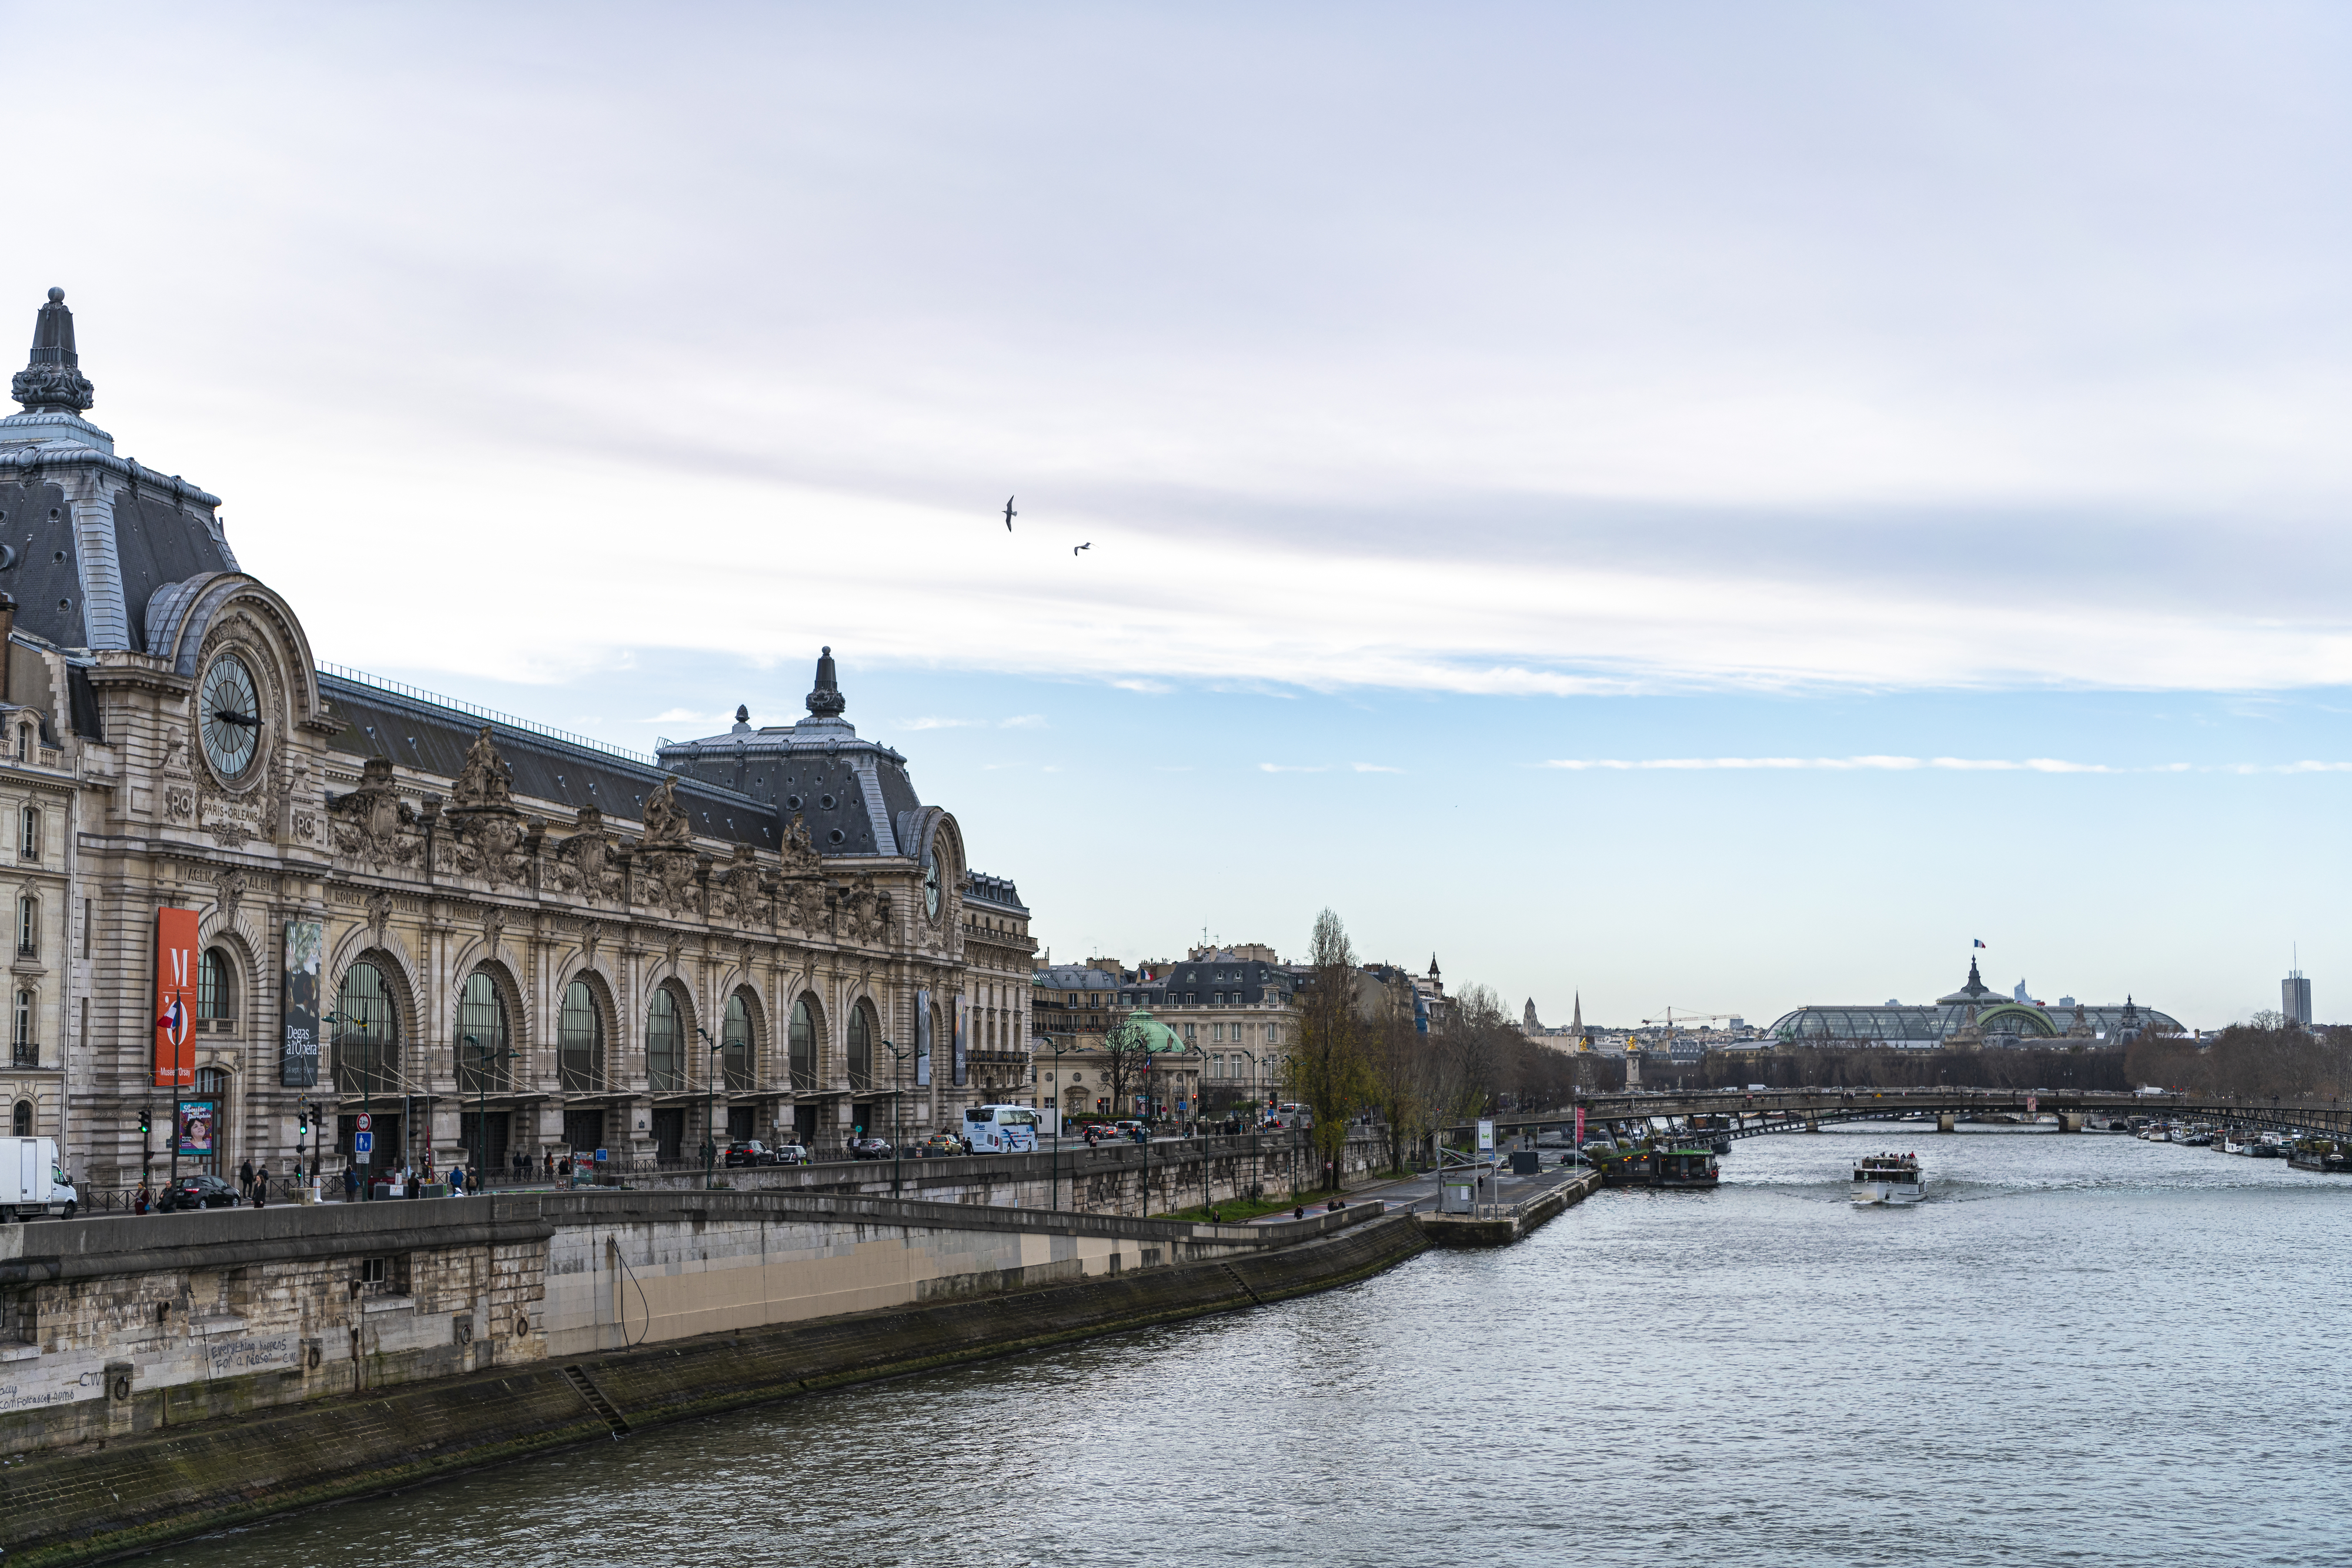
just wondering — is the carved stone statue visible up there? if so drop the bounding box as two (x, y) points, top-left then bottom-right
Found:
(451, 726), (516, 810)
(642, 776), (692, 845)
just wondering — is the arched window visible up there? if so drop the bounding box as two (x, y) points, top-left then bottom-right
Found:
(723, 992), (752, 1092)
(12, 988), (31, 1049)
(9, 1099), (28, 1136)
(18, 806), (37, 862)
(559, 980), (602, 1092)
(456, 970), (510, 1092)
(647, 987), (683, 1092)
(847, 1001), (873, 1093)
(198, 948), (233, 1021)
(789, 997), (817, 1092)
(14, 895), (33, 958)
(333, 962), (398, 1094)
(12, 726), (26, 763)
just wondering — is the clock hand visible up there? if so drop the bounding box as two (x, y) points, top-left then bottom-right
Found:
(210, 708), (260, 729)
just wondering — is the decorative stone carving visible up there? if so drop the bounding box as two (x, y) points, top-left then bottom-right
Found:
(328, 758), (423, 871)
(551, 805), (621, 902)
(364, 890), (393, 950)
(160, 727), (192, 777)
(580, 922), (602, 968)
(482, 904), (506, 954)
(440, 728), (529, 887)
(641, 776), (692, 845)
(779, 812), (820, 873)
(165, 784), (195, 824)
(217, 869), (248, 928)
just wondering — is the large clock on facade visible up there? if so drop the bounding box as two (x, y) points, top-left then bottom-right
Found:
(199, 652), (262, 781)
(923, 850), (941, 918)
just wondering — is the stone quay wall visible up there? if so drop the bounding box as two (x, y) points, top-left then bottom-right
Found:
(0, 1201), (1427, 1567)
(594, 1125), (1385, 1212)
(0, 1176), (1385, 1459)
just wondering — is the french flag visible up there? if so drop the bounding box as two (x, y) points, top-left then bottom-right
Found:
(1972, 938), (1986, 950)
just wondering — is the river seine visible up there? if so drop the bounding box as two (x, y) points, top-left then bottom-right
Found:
(151, 1126), (2346, 1566)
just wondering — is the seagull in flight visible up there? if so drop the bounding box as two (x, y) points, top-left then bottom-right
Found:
(1073, 542), (1091, 557)
(1003, 496), (1017, 531)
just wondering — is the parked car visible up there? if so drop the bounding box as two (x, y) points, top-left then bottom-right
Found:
(723, 1140), (777, 1168)
(772, 1143), (811, 1166)
(917, 1133), (964, 1158)
(1113, 1119), (1148, 1142)
(847, 1137), (893, 1160)
(157, 1173), (241, 1212)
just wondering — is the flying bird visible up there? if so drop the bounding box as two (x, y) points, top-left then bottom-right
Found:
(1003, 496), (1017, 531)
(1073, 542), (1091, 557)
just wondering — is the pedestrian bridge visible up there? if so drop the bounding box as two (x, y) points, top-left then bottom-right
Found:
(1457, 1087), (2352, 1144)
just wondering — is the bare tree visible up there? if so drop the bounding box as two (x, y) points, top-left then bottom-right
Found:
(1288, 909), (1372, 1191)
(1096, 1012), (1158, 1121)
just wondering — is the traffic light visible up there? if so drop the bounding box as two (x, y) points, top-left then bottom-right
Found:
(298, 1105), (310, 1135)
(138, 1106), (151, 1135)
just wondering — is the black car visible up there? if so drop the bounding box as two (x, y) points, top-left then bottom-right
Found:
(158, 1173), (242, 1211)
(846, 1137), (893, 1160)
(723, 1139), (778, 1168)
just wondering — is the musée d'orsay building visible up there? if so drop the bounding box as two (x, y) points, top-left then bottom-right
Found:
(0, 289), (1036, 1187)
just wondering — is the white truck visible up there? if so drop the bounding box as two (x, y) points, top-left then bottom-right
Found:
(1, 1136), (77, 1221)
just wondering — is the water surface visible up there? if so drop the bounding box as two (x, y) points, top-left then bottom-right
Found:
(154, 1127), (2348, 1566)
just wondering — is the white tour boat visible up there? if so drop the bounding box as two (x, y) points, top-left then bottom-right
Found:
(1852, 1152), (1926, 1206)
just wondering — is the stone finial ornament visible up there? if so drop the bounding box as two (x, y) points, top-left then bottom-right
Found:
(12, 287), (95, 413)
(806, 646), (845, 719)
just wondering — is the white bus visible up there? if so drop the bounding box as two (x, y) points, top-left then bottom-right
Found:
(962, 1104), (1041, 1154)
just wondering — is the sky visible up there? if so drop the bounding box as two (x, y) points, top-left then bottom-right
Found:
(9, 1), (2351, 1028)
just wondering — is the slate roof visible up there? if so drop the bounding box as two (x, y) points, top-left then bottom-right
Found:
(655, 647), (921, 858)
(2, 291), (235, 651)
(319, 671), (778, 850)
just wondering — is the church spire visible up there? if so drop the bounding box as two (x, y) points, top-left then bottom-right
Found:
(12, 288), (94, 413)
(805, 645), (846, 719)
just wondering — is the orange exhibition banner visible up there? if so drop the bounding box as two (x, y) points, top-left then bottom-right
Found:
(153, 907), (199, 1088)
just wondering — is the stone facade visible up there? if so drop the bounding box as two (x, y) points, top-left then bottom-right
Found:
(0, 289), (1033, 1189)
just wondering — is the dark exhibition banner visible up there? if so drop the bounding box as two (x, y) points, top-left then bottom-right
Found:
(952, 994), (968, 1087)
(282, 919), (322, 1087)
(916, 987), (933, 1087)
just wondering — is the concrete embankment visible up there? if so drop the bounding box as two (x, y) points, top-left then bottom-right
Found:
(1413, 1167), (1603, 1246)
(0, 1198), (1425, 1566)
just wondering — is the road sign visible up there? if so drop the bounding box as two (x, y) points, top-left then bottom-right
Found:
(1477, 1119), (1495, 1151)
(353, 1131), (374, 1155)
(356, 1112), (372, 1132)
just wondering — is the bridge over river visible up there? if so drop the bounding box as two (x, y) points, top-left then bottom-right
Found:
(1452, 1087), (2352, 1143)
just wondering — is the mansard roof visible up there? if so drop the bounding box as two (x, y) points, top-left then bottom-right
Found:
(1, 290), (235, 651)
(656, 646), (921, 858)
(319, 670), (780, 851)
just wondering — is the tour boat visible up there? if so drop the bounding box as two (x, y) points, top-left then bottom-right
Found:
(1851, 1152), (1925, 1206)
(2221, 1136), (2248, 1156)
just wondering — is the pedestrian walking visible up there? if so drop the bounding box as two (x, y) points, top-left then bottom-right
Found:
(238, 1157), (255, 1199)
(343, 1164), (360, 1202)
(450, 1165), (466, 1196)
(252, 1163), (270, 1208)
(134, 1183), (152, 1214)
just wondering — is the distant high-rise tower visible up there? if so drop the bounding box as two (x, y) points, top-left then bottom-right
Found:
(2284, 967), (2313, 1027)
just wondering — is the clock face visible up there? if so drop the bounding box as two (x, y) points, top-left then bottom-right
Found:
(199, 653), (261, 781)
(923, 852), (941, 917)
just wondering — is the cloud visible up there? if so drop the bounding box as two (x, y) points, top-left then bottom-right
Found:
(998, 714), (1048, 729)
(1352, 762), (1404, 773)
(1259, 763), (1329, 773)
(895, 717), (986, 730)
(1535, 755), (2352, 774)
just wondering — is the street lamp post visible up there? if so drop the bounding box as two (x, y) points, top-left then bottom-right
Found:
(695, 1028), (724, 1190)
(323, 1009), (370, 1200)
(880, 1038), (911, 1198)
(1234, 1048), (1262, 1207)
(463, 1033), (518, 1191)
